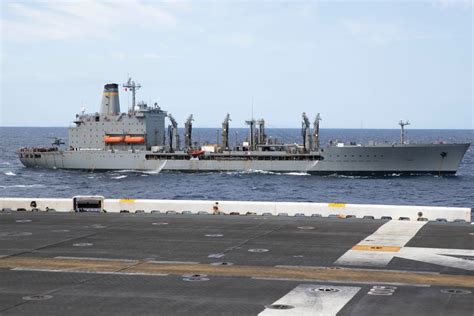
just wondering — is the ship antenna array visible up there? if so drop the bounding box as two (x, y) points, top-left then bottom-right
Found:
(123, 77), (141, 110)
(399, 120), (410, 144)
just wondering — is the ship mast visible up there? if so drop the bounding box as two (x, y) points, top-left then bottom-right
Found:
(313, 113), (322, 150)
(399, 120), (410, 144)
(167, 113), (179, 152)
(257, 119), (266, 145)
(184, 114), (194, 149)
(221, 113), (231, 151)
(245, 119), (256, 151)
(123, 77), (141, 111)
(302, 112), (312, 152)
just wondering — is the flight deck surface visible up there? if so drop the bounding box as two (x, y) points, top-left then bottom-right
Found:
(0, 212), (473, 315)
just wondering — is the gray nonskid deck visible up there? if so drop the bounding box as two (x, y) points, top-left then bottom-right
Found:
(0, 212), (473, 315)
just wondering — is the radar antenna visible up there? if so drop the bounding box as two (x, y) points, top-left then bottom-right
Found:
(399, 120), (410, 144)
(123, 77), (141, 110)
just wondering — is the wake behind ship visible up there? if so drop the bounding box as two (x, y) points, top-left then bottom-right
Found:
(18, 78), (470, 175)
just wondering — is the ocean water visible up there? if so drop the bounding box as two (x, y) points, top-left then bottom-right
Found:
(0, 127), (473, 209)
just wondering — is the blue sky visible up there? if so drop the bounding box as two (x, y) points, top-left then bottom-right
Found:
(0, 0), (472, 128)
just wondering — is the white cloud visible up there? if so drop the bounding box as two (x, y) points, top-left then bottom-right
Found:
(1, 0), (180, 42)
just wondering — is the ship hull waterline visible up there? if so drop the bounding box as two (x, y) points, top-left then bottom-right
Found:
(19, 143), (470, 176)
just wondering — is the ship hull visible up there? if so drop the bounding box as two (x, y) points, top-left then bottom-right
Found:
(19, 143), (470, 175)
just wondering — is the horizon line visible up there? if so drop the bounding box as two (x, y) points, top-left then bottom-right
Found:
(1, 125), (473, 131)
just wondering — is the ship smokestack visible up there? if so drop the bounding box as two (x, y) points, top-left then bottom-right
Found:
(100, 83), (120, 116)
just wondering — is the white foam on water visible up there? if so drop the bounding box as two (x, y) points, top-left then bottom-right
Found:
(142, 171), (158, 174)
(112, 175), (127, 180)
(225, 170), (283, 176)
(116, 168), (164, 175)
(0, 184), (45, 189)
(4, 171), (16, 176)
(226, 170), (309, 177)
(116, 169), (137, 173)
(284, 172), (310, 176)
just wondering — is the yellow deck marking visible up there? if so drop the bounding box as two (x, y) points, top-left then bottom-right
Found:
(328, 203), (346, 208)
(119, 199), (136, 203)
(1, 256), (473, 288)
(352, 245), (402, 252)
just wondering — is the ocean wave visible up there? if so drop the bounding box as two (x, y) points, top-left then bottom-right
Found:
(225, 169), (309, 176)
(112, 175), (128, 179)
(115, 169), (139, 173)
(0, 184), (45, 189)
(4, 171), (16, 176)
(115, 169), (162, 175)
(324, 174), (371, 179)
(284, 172), (310, 176)
(142, 170), (162, 174)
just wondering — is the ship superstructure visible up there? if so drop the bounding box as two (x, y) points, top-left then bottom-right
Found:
(18, 79), (470, 175)
(69, 80), (166, 152)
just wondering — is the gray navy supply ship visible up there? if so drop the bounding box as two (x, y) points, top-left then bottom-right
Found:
(18, 78), (470, 175)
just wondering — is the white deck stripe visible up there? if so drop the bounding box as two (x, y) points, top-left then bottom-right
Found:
(335, 221), (427, 267)
(258, 284), (360, 316)
(398, 247), (474, 271)
(357, 221), (427, 247)
(335, 221), (474, 270)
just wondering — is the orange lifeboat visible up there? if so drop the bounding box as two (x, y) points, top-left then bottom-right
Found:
(124, 135), (145, 143)
(103, 135), (124, 143)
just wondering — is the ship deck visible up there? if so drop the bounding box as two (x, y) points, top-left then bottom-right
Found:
(0, 212), (473, 315)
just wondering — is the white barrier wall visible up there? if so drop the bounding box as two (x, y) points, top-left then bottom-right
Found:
(0, 197), (471, 222)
